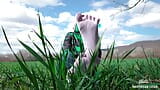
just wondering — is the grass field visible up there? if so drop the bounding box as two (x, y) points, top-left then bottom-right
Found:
(0, 58), (160, 89)
(1, 15), (160, 89)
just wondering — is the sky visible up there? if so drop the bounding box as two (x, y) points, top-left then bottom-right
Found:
(0, 0), (160, 54)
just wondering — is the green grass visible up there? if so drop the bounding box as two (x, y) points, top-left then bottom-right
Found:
(0, 61), (49, 89)
(0, 58), (160, 89)
(1, 14), (160, 89)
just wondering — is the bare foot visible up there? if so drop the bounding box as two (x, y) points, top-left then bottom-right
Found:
(68, 13), (100, 73)
(77, 13), (100, 58)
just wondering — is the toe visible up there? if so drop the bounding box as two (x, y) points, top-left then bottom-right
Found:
(97, 18), (100, 24)
(93, 17), (95, 21)
(86, 15), (88, 20)
(76, 13), (84, 22)
(89, 16), (92, 20)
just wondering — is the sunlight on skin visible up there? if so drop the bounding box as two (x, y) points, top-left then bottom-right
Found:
(69, 13), (100, 73)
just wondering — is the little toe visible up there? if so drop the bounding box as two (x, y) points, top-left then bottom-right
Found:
(97, 18), (100, 24)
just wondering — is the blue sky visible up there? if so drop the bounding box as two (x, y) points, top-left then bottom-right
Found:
(0, 0), (160, 54)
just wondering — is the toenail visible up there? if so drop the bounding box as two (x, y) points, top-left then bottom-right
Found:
(97, 18), (100, 23)
(93, 17), (95, 21)
(86, 15), (88, 19)
(90, 16), (92, 20)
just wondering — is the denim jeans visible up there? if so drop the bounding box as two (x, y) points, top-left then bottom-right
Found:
(66, 52), (75, 69)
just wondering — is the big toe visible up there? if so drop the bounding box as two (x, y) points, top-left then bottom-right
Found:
(76, 13), (84, 22)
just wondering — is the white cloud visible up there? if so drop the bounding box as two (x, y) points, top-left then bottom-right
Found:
(90, 0), (109, 8)
(0, 2), (37, 24)
(100, 30), (144, 48)
(0, 1), (68, 54)
(126, 13), (160, 28)
(44, 16), (57, 23)
(125, 1), (160, 28)
(119, 30), (144, 41)
(100, 29), (160, 48)
(56, 12), (75, 23)
(0, 1), (38, 40)
(0, 2), (75, 53)
(1, 0), (160, 54)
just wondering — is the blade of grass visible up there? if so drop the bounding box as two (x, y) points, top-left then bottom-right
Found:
(103, 46), (111, 62)
(2, 26), (39, 89)
(121, 47), (136, 61)
(32, 42), (46, 58)
(141, 45), (149, 62)
(102, 41), (115, 65)
(18, 40), (48, 69)
(37, 14), (47, 57)
(109, 41), (115, 64)
(47, 50), (57, 89)
(19, 50), (27, 65)
(31, 69), (39, 89)
(33, 30), (57, 57)
(45, 36), (57, 56)
(87, 34), (103, 72)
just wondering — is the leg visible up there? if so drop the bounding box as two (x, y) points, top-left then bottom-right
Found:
(66, 51), (75, 69)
